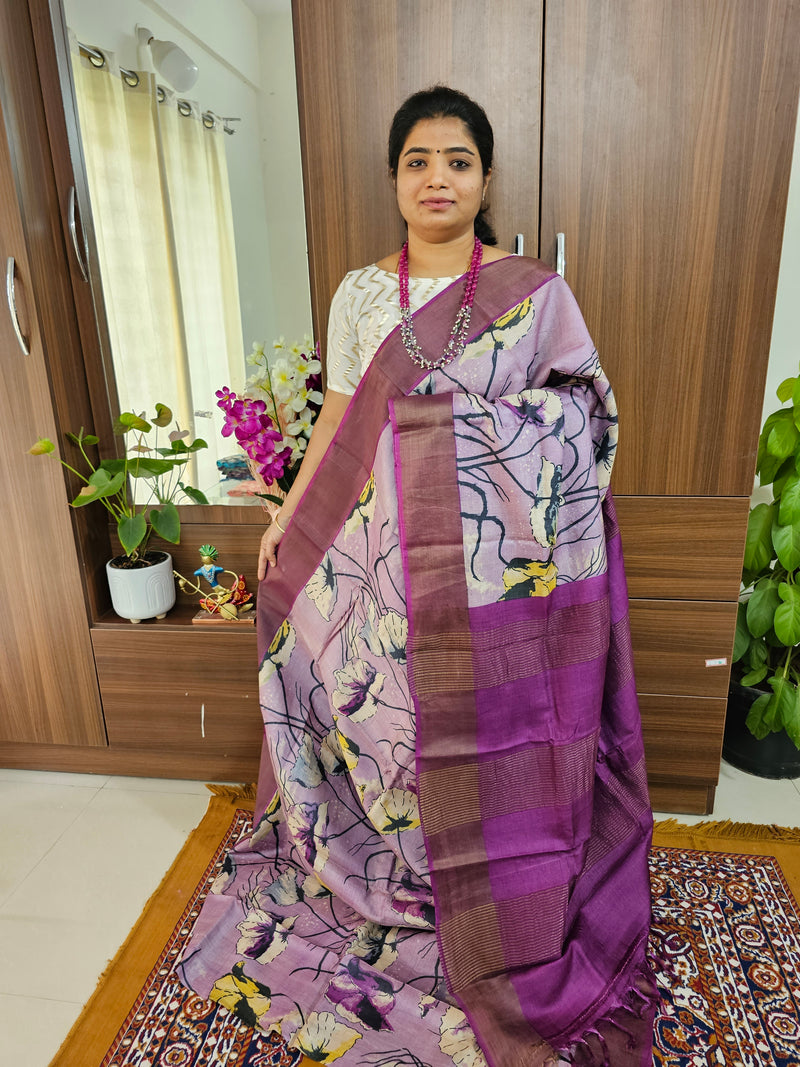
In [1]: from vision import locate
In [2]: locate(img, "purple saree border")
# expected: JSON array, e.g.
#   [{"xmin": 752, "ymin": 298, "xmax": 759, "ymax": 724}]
[
  {"xmin": 256, "ymin": 255, "xmax": 556, "ymax": 660},
  {"xmin": 389, "ymin": 395, "xmax": 655, "ymax": 1063},
  {"xmin": 390, "ymin": 390, "xmax": 562, "ymax": 1066}
]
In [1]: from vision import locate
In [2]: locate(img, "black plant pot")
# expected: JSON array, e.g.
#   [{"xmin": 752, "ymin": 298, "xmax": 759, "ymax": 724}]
[{"xmin": 723, "ymin": 681, "xmax": 800, "ymax": 780}]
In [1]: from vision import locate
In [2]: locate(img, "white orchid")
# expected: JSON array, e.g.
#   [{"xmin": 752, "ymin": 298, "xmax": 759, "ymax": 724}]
[
  {"xmin": 290, "ymin": 438, "xmax": 307, "ymax": 463},
  {"xmin": 290, "ymin": 382, "xmax": 324, "ymax": 412},
  {"xmin": 223, "ymin": 334, "xmax": 321, "ymax": 495},
  {"xmin": 247, "ymin": 341, "xmax": 266, "ymax": 365},
  {"xmin": 287, "ymin": 407, "xmax": 316, "ymax": 438},
  {"xmin": 271, "ymin": 359, "xmax": 296, "ymax": 401},
  {"xmin": 294, "ymin": 352, "xmax": 322, "ymax": 377}
]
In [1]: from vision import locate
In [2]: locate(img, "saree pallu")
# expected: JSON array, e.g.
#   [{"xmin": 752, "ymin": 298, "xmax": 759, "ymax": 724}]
[{"xmin": 178, "ymin": 257, "xmax": 658, "ymax": 1066}]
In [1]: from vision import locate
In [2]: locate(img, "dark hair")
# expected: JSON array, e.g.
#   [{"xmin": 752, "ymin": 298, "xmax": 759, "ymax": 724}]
[{"xmin": 387, "ymin": 85, "xmax": 497, "ymax": 246}]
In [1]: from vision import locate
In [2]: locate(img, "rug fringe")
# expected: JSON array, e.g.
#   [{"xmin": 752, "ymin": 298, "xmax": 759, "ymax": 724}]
[
  {"xmin": 654, "ymin": 818, "xmax": 800, "ymax": 841},
  {"xmin": 205, "ymin": 782, "xmax": 257, "ymax": 801}
]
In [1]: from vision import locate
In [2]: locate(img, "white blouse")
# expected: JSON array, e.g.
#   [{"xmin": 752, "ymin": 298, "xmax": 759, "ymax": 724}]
[{"xmin": 326, "ymin": 264, "xmax": 457, "ymax": 395}]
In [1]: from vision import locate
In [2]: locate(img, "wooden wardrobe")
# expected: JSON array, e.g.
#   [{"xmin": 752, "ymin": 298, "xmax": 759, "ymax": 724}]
[
  {"xmin": 291, "ymin": 0, "xmax": 800, "ymax": 813},
  {"xmin": 0, "ymin": 0, "xmax": 797, "ymax": 813}
]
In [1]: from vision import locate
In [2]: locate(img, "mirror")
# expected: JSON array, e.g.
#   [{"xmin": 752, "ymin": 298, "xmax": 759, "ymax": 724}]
[{"xmin": 59, "ymin": 0, "xmax": 312, "ymax": 506}]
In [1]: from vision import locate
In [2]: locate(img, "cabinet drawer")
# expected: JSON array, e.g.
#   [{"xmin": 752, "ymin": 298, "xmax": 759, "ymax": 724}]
[
  {"xmin": 639, "ymin": 693, "xmax": 726, "ymax": 781},
  {"xmin": 615, "ymin": 496, "xmax": 749, "ymax": 601},
  {"xmin": 630, "ymin": 599, "xmax": 737, "ymax": 698},
  {"xmin": 92, "ymin": 629, "xmax": 263, "ymax": 757}
]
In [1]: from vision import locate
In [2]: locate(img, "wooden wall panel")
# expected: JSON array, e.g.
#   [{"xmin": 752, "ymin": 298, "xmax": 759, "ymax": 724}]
[
  {"xmin": 649, "ymin": 781, "xmax": 715, "ymax": 816},
  {"xmin": 541, "ymin": 0, "xmax": 800, "ymax": 495},
  {"xmin": 615, "ymin": 495, "xmax": 749, "ymax": 601},
  {"xmin": 0, "ymin": 739, "xmax": 260, "ymax": 782},
  {"xmin": 629, "ymin": 599, "xmax": 738, "ymax": 698},
  {"xmin": 292, "ymin": 0, "xmax": 544, "ymax": 355},
  {"xmin": 639, "ymin": 694, "xmax": 727, "ymax": 781}
]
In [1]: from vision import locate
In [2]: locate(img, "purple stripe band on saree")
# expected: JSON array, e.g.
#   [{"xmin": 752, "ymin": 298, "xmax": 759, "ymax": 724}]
[{"xmin": 390, "ymin": 388, "xmax": 656, "ymax": 1064}]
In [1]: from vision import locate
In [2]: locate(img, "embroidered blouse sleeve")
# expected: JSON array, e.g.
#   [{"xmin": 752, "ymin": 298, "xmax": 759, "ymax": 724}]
[{"xmin": 325, "ymin": 274, "xmax": 360, "ymax": 396}]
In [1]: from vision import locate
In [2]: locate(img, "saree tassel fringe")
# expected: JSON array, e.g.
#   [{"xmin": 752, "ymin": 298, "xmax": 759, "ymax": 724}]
[{"xmin": 559, "ymin": 964, "xmax": 660, "ymax": 1065}]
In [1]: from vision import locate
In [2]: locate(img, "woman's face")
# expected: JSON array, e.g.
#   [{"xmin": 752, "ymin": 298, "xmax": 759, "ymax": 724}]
[{"xmin": 394, "ymin": 116, "xmax": 489, "ymax": 243}]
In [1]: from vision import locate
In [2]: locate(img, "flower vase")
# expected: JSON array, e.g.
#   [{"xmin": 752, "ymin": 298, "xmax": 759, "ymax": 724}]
[{"xmin": 106, "ymin": 551, "xmax": 176, "ymax": 623}]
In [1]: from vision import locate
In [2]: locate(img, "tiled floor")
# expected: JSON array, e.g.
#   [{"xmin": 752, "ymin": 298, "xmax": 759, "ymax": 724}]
[{"xmin": 0, "ymin": 763, "xmax": 799, "ymax": 1067}]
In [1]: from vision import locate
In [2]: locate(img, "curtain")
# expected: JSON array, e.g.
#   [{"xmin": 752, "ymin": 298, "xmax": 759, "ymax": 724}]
[{"xmin": 69, "ymin": 36, "xmax": 244, "ymax": 496}]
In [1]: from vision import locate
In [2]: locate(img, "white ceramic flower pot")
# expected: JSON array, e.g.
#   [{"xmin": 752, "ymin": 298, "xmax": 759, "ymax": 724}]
[{"xmin": 106, "ymin": 551, "xmax": 176, "ymax": 623}]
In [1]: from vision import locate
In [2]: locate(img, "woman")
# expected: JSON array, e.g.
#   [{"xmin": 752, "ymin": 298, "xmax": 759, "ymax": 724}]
[{"xmin": 179, "ymin": 87, "xmax": 657, "ymax": 1066}]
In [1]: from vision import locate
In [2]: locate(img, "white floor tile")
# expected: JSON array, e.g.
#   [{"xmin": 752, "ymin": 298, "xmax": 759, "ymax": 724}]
[
  {"xmin": 0, "ymin": 780, "xmax": 102, "ymax": 908},
  {"xmin": 0, "ymin": 786, "xmax": 209, "ymax": 1003},
  {"xmin": 654, "ymin": 760, "xmax": 800, "ymax": 827},
  {"xmin": 0, "ymin": 758, "xmax": 795, "ymax": 1063},
  {"xmin": 102, "ymin": 774, "xmax": 226, "ymax": 794},
  {"xmin": 0, "ymin": 768, "xmax": 109, "ymax": 789},
  {"xmin": 716, "ymin": 759, "xmax": 800, "ymax": 826},
  {"xmin": 0, "ymin": 993, "xmax": 83, "ymax": 1067}
]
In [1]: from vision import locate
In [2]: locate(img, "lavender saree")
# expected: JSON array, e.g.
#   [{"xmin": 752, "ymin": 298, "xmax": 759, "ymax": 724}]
[{"xmin": 178, "ymin": 257, "xmax": 657, "ymax": 1066}]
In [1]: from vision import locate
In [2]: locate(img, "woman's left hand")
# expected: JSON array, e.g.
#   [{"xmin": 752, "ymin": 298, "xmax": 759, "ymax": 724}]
[{"xmin": 258, "ymin": 519, "xmax": 285, "ymax": 580}]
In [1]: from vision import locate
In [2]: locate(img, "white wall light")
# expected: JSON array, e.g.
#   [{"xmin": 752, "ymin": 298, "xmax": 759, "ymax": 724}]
[{"xmin": 136, "ymin": 26, "xmax": 199, "ymax": 93}]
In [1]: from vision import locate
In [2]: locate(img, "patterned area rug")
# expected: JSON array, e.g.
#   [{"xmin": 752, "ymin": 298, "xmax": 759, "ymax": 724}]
[{"xmin": 51, "ymin": 790, "xmax": 800, "ymax": 1067}]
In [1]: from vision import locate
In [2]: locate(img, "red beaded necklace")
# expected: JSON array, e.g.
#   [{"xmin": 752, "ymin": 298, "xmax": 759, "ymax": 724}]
[{"xmin": 397, "ymin": 236, "xmax": 483, "ymax": 371}]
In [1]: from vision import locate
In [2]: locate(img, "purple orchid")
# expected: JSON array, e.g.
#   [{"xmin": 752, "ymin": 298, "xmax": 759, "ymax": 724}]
[{"xmin": 216, "ymin": 387, "xmax": 292, "ymax": 484}]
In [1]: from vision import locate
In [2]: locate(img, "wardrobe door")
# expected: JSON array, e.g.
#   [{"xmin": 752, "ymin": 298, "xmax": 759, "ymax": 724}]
[
  {"xmin": 540, "ymin": 0, "xmax": 800, "ymax": 812},
  {"xmin": 292, "ymin": 0, "xmax": 543, "ymax": 351},
  {"xmin": 540, "ymin": 0, "xmax": 800, "ymax": 496},
  {"xmin": 0, "ymin": 95, "xmax": 105, "ymax": 746}
]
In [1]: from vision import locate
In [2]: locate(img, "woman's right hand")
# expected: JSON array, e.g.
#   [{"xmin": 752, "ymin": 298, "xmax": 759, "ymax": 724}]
[
  {"xmin": 258, "ymin": 519, "xmax": 286, "ymax": 580},
  {"xmin": 255, "ymin": 390, "xmax": 350, "ymax": 582}
]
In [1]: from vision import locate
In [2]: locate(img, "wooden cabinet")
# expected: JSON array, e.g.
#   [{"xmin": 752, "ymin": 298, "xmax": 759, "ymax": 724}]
[
  {"xmin": 540, "ymin": 0, "xmax": 799, "ymax": 497},
  {"xmin": 0, "ymin": 7, "xmax": 104, "ymax": 747},
  {"xmin": 292, "ymin": 0, "xmax": 545, "ymax": 345},
  {"xmin": 1, "ymin": 0, "xmax": 798, "ymax": 810},
  {"xmin": 92, "ymin": 625, "xmax": 263, "ymax": 765},
  {"xmin": 291, "ymin": 0, "xmax": 800, "ymax": 813}
]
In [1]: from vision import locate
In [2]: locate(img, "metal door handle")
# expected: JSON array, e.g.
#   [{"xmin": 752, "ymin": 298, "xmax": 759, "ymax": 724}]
[
  {"xmin": 556, "ymin": 233, "xmax": 566, "ymax": 278},
  {"xmin": 514, "ymin": 233, "xmax": 524, "ymax": 256},
  {"xmin": 68, "ymin": 186, "xmax": 89, "ymax": 282},
  {"xmin": 6, "ymin": 257, "xmax": 30, "ymax": 355}
]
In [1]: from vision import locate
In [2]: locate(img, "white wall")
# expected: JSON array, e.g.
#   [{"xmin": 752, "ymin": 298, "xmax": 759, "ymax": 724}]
[
  {"xmin": 758, "ymin": 97, "xmax": 800, "ymax": 440},
  {"xmin": 258, "ymin": 8, "xmax": 314, "ymax": 342},
  {"xmin": 751, "ymin": 95, "xmax": 800, "ymax": 504}
]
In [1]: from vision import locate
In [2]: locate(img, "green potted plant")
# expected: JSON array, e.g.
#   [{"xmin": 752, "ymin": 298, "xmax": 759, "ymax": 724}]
[
  {"xmin": 30, "ymin": 404, "xmax": 208, "ymax": 622},
  {"xmin": 727, "ymin": 366, "xmax": 800, "ymax": 777}
]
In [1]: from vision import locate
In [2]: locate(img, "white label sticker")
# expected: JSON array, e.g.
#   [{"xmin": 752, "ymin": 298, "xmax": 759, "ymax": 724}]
[{"xmin": 705, "ymin": 657, "xmax": 728, "ymax": 667}]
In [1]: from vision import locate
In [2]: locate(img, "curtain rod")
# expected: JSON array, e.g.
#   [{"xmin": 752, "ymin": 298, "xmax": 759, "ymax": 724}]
[{"xmin": 77, "ymin": 42, "xmax": 239, "ymax": 134}]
